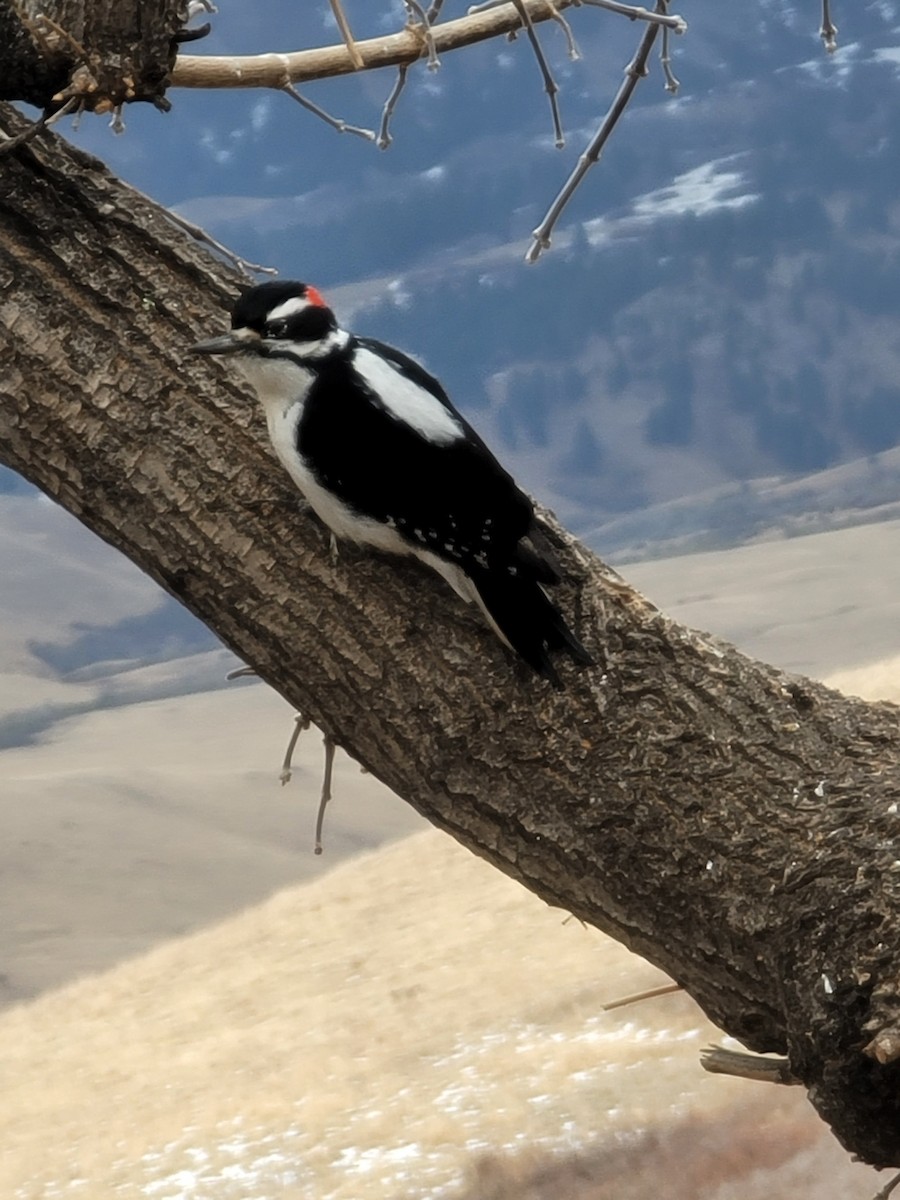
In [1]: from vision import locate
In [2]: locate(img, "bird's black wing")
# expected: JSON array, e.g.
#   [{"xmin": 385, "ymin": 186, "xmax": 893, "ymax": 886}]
[
  {"xmin": 298, "ymin": 339, "xmax": 593, "ymax": 681},
  {"xmin": 300, "ymin": 338, "xmax": 537, "ymax": 572}
]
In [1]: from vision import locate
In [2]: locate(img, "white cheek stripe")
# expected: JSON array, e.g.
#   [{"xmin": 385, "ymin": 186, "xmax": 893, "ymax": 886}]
[
  {"xmin": 352, "ymin": 347, "xmax": 463, "ymax": 446},
  {"xmin": 266, "ymin": 296, "xmax": 312, "ymax": 321},
  {"xmin": 274, "ymin": 328, "xmax": 350, "ymax": 360}
]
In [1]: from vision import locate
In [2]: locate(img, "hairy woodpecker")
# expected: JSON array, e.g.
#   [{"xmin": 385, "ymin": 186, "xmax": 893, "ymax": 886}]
[{"xmin": 191, "ymin": 280, "xmax": 593, "ymax": 686}]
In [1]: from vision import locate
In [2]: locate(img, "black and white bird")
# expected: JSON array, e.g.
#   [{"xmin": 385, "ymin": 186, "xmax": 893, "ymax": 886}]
[{"xmin": 191, "ymin": 280, "xmax": 592, "ymax": 686}]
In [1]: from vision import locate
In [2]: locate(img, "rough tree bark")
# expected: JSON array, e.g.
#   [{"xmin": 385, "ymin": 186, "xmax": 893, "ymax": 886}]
[
  {"xmin": 3, "ymin": 8, "xmax": 900, "ymax": 1177},
  {"xmin": 0, "ymin": 0, "xmax": 184, "ymax": 110}
]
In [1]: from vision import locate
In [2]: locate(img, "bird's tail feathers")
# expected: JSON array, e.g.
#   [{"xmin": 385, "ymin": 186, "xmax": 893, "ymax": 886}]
[{"xmin": 468, "ymin": 564, "xmax": 593, "ymax": 688}]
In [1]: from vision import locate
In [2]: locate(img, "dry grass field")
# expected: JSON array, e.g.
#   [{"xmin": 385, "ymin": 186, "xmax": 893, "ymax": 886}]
[
  {"xmin": 0, "ymin": 830, "xmax": 885, "ymax": 1200},
  {"xmin": 4, "ymin": 499, "xmax": 900, "ymax": 1197}
]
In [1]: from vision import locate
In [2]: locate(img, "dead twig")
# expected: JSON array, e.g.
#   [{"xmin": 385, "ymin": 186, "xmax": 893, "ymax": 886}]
[
  {"xmin": 406, "ymin": 0, "xmax": 441, "ymax": 70},
  {"xmin": 172, "ymin": 0, "xmax": 581, "ymax": 88},
  {"xmin": 700, "ymin": 1045, "xmax": 801, "ymax": 1086},
  {"xmin": 281, "ymin": 712, "xmax": 312, "ymax": 785},
  {"xmin": 513, "ymin": 0, "xmax": 565, "ymax": 147},
  {"xmin": 282, "ymin": 82, "xmax": 375, "ymax": 141},
  {"xmin": 315, "ymin": 735, "xmax": 337, "ymax": 855},
  {"xmin": 0, "ymin": 97, "xmax": 78, "ymax": 159},
  {"xmin": 378, "ymin": 64, "xmax": 410, "ymax": 149},
  {"xmin": 820, "ymin": 0, "xmax": 838, "ymax": 53},
  {"xmin": 470, "ymin": 0, "xmax": 685, "ymax": 32},
  {"xmin": 526, "ymin": 0, "xmax": 666, "ymax": 262},
  {"xmin": 660, "ymin": 23, "xmax": 679, "ymax": 93},
  {"xmin": 329, "ymin": 0, "xmax": 365, "ymax": 69},
  {"xmin": 873, "ymin": 1172, "xmax": 900, "ymax": 1200},
  {"xmin": 549, "ymin": 2, "xmax": 581, "ymax": 60},
  {"xmin": 165, "ymin": 209, "xmax": 277, "ymax": 277},
  {"xmin": 602, "ymin": 982, "xmax": 681, "ymax": 1010},
  {"xmin": 574, "ymin": 0, "xmax": 686, "ymax": 32}
]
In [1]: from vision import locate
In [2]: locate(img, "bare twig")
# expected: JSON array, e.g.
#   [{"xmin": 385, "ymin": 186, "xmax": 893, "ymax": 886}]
[
  {"xmin": 426, "ymin": 0, "xmax": 446, "ymax": 21},
  {"xmin": 315, "ymin": 734, "xmax": 337, "ymax": 854},
  {"xmin": 405, "ymin": 0, "xmax": 441, "ymax": 70},
  {"xmin": 0, "ymin": 97, "xmax": 78, "ymax": 159},
  {"xmin": 513, "ymin": 0, "xmax": 565, "ymax": 147},
  {"xmin": 526, "ymin": 0, "xmax": 665, "ymax": 262},
  {"xmin": 660, "ymin": 23, "xmax": 679, "ymax": 93},
  {"xmin": 280, "ymin": 712, "xmax": 312, "ymax": 785},
  {"xmin": 700, "ymin": 1045, "xmax": 801, "ymax": 1086},
  {"xmin": 470, "ymin": 0, "xmax": 685, "ymax": 32},
  {"xmin": 378, "ymin": 64, "xmax": 410, "ymax": 149},
  {"xmin": 225, "ymin": 665, "xmax": 258, "ymax": 679},
  {"xmin": 602, "ymin": 982, "xmax": 681, "ymax": 1010},
  {"xmin": 574, "ymin": 0, "xmax": 686, "ymax": 33},
  {"xmin": 282, "ymin": 82, "xmax": 375, "ymax": 140},
  {"xmin": 820, "ymin": 0, "xmax": 838, "ymax": 53},
  {"xmin": 329, "ymin": 0, "xmax": 365, "ymax": 69},
  {"xmin": 172, "ymin": 0, "xmax": 580, "ymax": 88},
  {"xmin": 166, "ymin": 208, "xmax": 277, "ymax": 277},
  {"xmin": 549, "ymin": 3, "xmax": 581, "ymax": 60},
  {"xmin": 873, "ymin": 1172, "xmax": 900, "ymax": 1200}
]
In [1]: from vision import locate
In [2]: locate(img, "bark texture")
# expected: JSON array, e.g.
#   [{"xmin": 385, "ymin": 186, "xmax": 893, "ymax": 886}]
[
  {"xmin": 0, "ymin": 0, "xmax": 185, "ymax": 109},
  {"xmin": 4, "ymin": 104, "xmax": 900, "ymax": 1167}
]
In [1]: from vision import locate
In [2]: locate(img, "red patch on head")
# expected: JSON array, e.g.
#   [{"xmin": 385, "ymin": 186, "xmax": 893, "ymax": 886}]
[{"xmin": 305, "ymin": 285, "xmax": 328, "ymax": 308}]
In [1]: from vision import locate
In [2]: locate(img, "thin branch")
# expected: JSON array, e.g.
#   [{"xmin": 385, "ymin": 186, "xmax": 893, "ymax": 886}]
[
  {"xmin": 329, "ymin": 0, "xmax": 365, "ymax": 70},
  {"xmin": 820, "ymin": 0, "xmax": 838, "ymax": 54},
  {"xmin": 574, "ymin": 0, "xmax": 686, "ymax": 33},
  {"xmin": 470, "ymin": 0, "xmax": 686, "ymax": 33},
  {"xmin": 281, "ymin": 82, "xmax": 376, "ymax": 141},
  {"xmin": 172, "ymin": 0, "xmax": 581, "ymax": 89},
  {"xmin": 280, "ymin": 712, "xmax": 311, "ymax": 785},
  {"xmin": 315, "ymin": 735, "xmax": 337, "ymax": 855},
  {"xmin": 549, "ymin": 3, "xmax": 581, "ymax": 60},
  {"xmin": 378, "ymin": 64, "xmax": 409, "ymax": 149},
  {"xmin": 166, "ymin": 209, "xmax": 277, "ymax": 277},
  {"xmin": 526, "ymin": 0, "xmax": 664, "ymax": 262},
  {"xmin": 700, "ymin": 1045, "xmax": 801, "ymax": 1086},
  {"xmin": 602, "ymin": 982, "xmax": 681, "ymax": 1010},
  {"xmin": 513, "ymin": 0, "xmax": 565, "ymax": 147},
  {"xmin": 0, "ymin": 97, "xmax": 77, "ymax": 159},
  {"xmin": 660, "ymin": 23, "xmax": 679, "ymax": 93},
  {"xmin": 405, "ymin": 0, "xmax": 441, "ymax": 70},
  {"xmin": 873, "ymin": 1173, "xmax": 900, "ymax": 1200},
  {"xmin": 426, "ymin": 0, "xmax": 447, "ymax": 21}
]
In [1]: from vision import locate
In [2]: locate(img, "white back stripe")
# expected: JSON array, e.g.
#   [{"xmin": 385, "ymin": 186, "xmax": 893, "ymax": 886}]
[{"xmin": 352, "ymin": 347, "xmax": 464, "ymax": 445}]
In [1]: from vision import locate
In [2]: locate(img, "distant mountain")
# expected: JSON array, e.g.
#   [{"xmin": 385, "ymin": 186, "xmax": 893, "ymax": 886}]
[{"xmin": 13, "ymin": 0, "xmax": 900, "ymax": 550}]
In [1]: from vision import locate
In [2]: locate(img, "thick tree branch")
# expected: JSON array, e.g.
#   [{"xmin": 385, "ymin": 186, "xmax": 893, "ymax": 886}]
[
  {"xmin": 0, "ymin": 0, "xmax": 183, "ymax": 108},
  {"xmin": 3, "ymin": 105, "xmax": 900, "ymax": 1168},
  {"xmin": 169, "ymin": 0, "xmax": 583, "ymax": 89}
]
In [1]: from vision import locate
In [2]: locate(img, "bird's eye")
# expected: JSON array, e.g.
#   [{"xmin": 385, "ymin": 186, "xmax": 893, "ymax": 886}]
[{"xmin": 266, "ymin": 319, "xmax": 289, "ymax": 338}]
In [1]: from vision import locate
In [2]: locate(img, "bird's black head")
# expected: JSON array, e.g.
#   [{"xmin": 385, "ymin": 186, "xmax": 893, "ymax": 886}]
[{"xmin": 190, "ymin": 280, "xmax": 342, "ymax": 362}]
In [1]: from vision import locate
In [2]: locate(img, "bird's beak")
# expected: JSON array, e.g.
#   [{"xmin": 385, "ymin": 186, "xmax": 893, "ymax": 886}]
[{"xmin": 189, "ymin": 332, "xmax": 252, "ymax": 356}]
